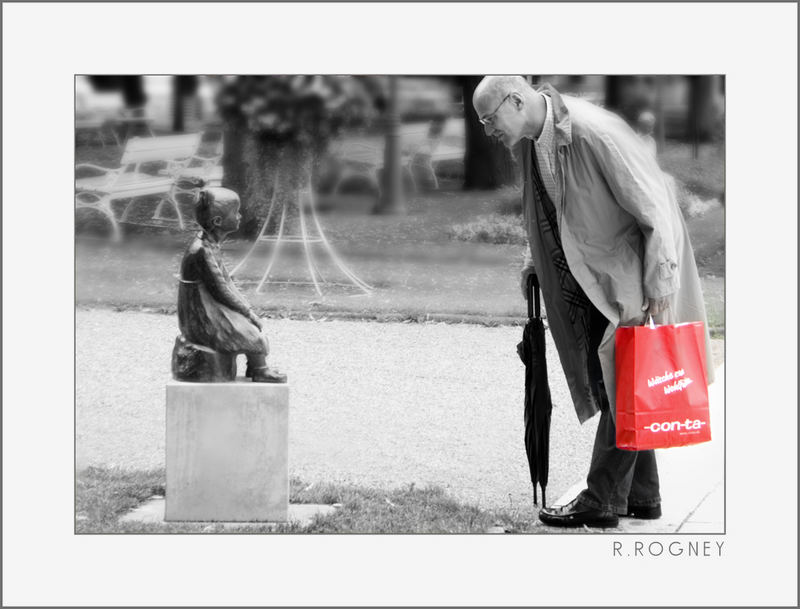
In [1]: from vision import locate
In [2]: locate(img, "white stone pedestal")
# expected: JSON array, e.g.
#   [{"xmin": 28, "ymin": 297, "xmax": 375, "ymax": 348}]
[{"xmin": 165, "ymin": 380, "xmax": 289, "ymax": 522}]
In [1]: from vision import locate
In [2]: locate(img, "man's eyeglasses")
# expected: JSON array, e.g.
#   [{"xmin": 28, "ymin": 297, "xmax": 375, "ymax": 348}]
[{"xmin": 478, "ymin": 94, "xmax": 512, "ymax": 126}]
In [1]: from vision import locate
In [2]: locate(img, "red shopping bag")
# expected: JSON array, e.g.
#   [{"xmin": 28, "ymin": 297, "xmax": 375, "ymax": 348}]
[{"xmin": 615, "ymin": 319, "xmax": 711, "ymax": 450}]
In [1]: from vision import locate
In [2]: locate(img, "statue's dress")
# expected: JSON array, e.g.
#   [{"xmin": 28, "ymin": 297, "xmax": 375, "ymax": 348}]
[{"xmin": 177, "ymin": 233, "xmax": 267, "ymax": 355}]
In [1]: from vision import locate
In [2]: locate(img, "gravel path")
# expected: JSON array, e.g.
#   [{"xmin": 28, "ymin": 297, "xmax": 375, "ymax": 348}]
[{"xmin": 77, "ymin": 309, "xmax": 604, "ymax": 509}]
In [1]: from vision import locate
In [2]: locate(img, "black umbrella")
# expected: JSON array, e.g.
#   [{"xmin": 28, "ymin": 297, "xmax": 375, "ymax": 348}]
[{"xmin": 517, "ymin": 273, "xmax": 553, "ymax": 508}]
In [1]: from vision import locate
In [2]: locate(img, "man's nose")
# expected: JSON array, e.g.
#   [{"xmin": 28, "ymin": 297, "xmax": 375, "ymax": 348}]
[{"xmin": 483, "ymin": 123, "xmax": 493, "ymax": 137}]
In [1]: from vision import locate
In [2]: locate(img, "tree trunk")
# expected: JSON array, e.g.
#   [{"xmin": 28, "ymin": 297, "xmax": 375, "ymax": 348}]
[
  {"xmin": 222, "ymin": 121, "xmax": 249, "ymax": 205},
  {"xmin": 655, "ymin": 76, "xmax": 666, "ymax": 154},
  {"xmin": 604, "ymin": 76, "xmax": 625, "ymax": 115},
  {"xmin": 460, "ymin": 76, "xmax": 517, "ymax": 190},
  {"xmin": 223, "ymin": 122, "xmax": 318, "ymax": 240},
  {"xmin": 119, "ymin": 76, "xmax": 147, "ymax": 109},
  {"xmin": 172, "ymin": 77, "xmax": 185, "ymax": 133},
  {"xmin": 172, "ymin": 76, "xmax": 198, "ymax": 133},
  {"xmin": 87, "ymin": 75, "xmax": 146, "ymax": 108},
  {"xmin": 688, "ymin": 75, "xmax": 717, "ymax": 158},
  {"xmin": 374, "ymin": 75, "xmax": 406, "ymax": 214}
]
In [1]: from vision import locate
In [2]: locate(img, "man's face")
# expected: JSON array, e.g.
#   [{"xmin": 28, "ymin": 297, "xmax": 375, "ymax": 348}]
[{"xmin": 475, "ymin": 91, "xmax": 525, "ymax": 149}]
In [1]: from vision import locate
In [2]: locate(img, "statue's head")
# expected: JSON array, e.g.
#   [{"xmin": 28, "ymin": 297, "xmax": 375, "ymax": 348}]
[{"xmin": 195, "ymin": 187, "xmax": 241, "ymax": 234}]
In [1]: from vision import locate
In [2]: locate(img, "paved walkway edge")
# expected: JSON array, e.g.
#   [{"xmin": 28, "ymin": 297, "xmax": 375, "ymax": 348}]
[{"xmin": 119, "ymin": 497, "xmax": 338, "ymax": 529}]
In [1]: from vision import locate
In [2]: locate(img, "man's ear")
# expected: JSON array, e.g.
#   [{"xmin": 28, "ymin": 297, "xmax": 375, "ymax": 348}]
[
  {"xmin": 211, "ymin": 215, "xmax": 223, "ymax": 227},
  {"xmin": 510, "ymin": 92, "xmax": 524, "ymax": 109}
]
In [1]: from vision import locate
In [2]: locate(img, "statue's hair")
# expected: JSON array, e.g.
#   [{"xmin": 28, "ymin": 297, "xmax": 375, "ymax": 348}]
[{"xmin": 195, "ymin": 187, "xmax": 239, "ymax": 229}]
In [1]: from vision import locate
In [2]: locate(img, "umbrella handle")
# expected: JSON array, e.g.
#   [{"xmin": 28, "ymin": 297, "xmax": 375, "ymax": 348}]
[{"xmin": 527, "ymin": 273, "xmax": 541, "ymax": 320}]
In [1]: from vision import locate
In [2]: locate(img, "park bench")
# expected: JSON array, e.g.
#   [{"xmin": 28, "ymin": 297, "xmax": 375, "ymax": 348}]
[
  {"xmin": 76, "ymin": 107, "xmax": 158, "ymax": 148},
  {"xmin": 106, "ymin": 107, "xmax": 156, "ymax": 146},
  {"xmin": 331, "ymin": 118, "xmax": 465, "ymax": 196},
  {"xmin": 164, "ymin": 138, "xmax": 224, "ymax": 186},
  {"xmin": 75, "ymin": 133, "xmax": 203, "ymax": 240},
  {"xmin": 75, "ymin": 114, "xmax": 112, "ymax": 148},
  {"xmin": 408, "ymin": 118, "xmax": 465, "ymax": 190}
]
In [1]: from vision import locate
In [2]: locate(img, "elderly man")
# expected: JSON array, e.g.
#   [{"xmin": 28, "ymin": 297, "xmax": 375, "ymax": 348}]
[{"xmin": 473, "ymin": 76, "xmax": 714, "ymax": 528}]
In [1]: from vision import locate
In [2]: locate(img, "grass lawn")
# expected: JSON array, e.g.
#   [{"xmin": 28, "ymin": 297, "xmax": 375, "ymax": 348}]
[
  {"xmin": 77, "ymin": 467, "xmax": 540, "ymax": 534},
  {"xmin": 76, "ymin": 187, "xmax": 539, "ymax": 321},
  {"xmin": 76, "ymin": 140, "xmax": 724, "ymax": 333},
  {"xmin": 659, "ymin": 140, "xmax": 725, "ymax": 202}
]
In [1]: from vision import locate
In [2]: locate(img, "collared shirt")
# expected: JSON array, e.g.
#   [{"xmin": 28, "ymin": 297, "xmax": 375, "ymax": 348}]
[{"xmin": 533, "ymin": 93, "xmax": 557, "ymax": 202}]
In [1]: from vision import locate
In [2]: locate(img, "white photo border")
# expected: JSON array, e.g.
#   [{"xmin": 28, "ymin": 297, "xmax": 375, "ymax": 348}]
[{"xmin": 2, "ymin": 2, "xmax": 797, "ymax": 606}]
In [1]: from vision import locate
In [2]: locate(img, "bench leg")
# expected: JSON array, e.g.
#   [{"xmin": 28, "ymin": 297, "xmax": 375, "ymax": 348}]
[
  {"xmin": 107, "ymin": 201, "xmax": 122, "ymax": 241},
  {"xmin": 152, "ymin": 192, "xmax": 186, "ymax": 230},
  {"xmin": 76, "ymin": 193, "xmax": 121, "ymax": 241},
  {"xmin": 403, "ymin": 162, "xmax": 417, "ymax": 195},
  {"xmin": 167, "ymin": 188, "xmax": 186, "ymax": 230},
  {"xmin": 409, "ymin": 156, "xmax": 438, "ymax": 191},
  {"xmin": 428, "ymin": 159, "xmax": 439, "ymax": 190},
  {"xmin": 332, "ymin": 168, "xmax": 356, "ymax": 196},
  {"xmin": 119, "ymin": 198, "xmax": 136, "ymax": 223},
  {"xmin": 153, "ymin": 198, "xmax": 168, "ymax": 220},
  {"xmin": 333, "ymin": 167, "xmax": 380, "ymax": 198},
  {"xmin": 371, "ymin": 168, "xmax": 382, "ymax": 199},
  {"xmin": 110, "ymin": 125, "xmax": 123, "ymax": 148}
]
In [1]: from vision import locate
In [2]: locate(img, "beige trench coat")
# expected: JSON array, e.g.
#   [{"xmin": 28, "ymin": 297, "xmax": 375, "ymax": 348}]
[{"xmin": 519, "ymin": 85, "xmax": 714, "ymax": 424}]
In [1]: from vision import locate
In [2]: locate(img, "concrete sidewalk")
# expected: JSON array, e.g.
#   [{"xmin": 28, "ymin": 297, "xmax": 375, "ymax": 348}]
[
  {"xmin": 77, "ymin": 309, "xmax": 725, "ymax": 519},
  {"xmin": 543, "ymin": 364, "xmax": 725, "ymax": 534},
  {"xmin": 76, "ymin": 310, "xmax": 599, "ymax": 510}
]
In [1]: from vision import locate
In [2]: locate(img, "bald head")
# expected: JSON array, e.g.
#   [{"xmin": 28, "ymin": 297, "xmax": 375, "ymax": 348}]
[
  {"xmin": 472, "ymin": 75, "xmax": 542, "ymax": 149},
  {"xmin": 473, "ymin": 75, "xmax": 532, "ymax": 110}
]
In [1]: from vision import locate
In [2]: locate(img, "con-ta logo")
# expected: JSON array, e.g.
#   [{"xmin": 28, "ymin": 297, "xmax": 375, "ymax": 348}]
[{"xmin": 644, "ymin": 419, "xmax": 706, "ymax": 433}]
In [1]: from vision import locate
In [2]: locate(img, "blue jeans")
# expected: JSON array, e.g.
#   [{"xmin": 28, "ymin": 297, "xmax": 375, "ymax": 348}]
[{"xmin": 577, "ymin": 305, "xmax": 661, "ymax": 514}]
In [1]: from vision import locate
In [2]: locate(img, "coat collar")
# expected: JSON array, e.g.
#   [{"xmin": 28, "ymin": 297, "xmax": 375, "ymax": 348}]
[
  {"xmin": 537, "ymin": 83, "xmax": 572, "ymax": 147},
  {"xmin": 200, "ymin": 230, "xmax": 222, "ymax": 251}
]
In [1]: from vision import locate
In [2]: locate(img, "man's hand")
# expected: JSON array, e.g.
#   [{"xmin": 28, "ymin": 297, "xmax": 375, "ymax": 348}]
[
  {"xmin": 520, "ymin": 265, "xmax": 536, "ymax": 300},
  {"xmin": 248, "ymin": 310, "xmax": 264, "ymax": 330},
  {"xmin": 642, "ymin": 297, "xmax": 670, "ymax": 317}
]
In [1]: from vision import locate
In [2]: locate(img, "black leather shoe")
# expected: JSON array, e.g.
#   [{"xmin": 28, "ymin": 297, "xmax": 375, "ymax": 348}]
[
  {"xmin": 539, "ymin": 498, "xmax": 619, "ymax": 528},
  {"xmin": 625, "ymin": 504, "xmax": 662, "ymax": 519},
  {"xmin": 250, "ymin": 367, "xmax": 287, "ymax": 383}
]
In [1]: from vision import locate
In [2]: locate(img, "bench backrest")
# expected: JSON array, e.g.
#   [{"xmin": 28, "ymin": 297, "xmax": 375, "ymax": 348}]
[{"xmin": 120, "ymin": 133, "xmax": 202, "ymax": 166}]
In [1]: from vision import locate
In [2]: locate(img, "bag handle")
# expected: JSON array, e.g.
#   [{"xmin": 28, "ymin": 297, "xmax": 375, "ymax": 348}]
[
  {"xmin": 527, "ymin": 273, "xmax": 541, "ymax": 320},
  {"xmin": 644, "ymin": 314, "xmax": 656, "ymax": 329}
]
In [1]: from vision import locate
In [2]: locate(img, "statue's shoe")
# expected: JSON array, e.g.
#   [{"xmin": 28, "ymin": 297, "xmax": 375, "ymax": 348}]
[{"xmin": 250, "ymin": 367, "xmax": 287, "ymax": 383}]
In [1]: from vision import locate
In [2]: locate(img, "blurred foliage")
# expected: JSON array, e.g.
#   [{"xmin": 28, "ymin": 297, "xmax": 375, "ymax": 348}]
[
  {"xmin": 448, "ymin": 213, "xmax": 526, "ymax": 245},
  {"xmin": 215, "ymin": 75, "xmax": 384, "ymax": 146}
]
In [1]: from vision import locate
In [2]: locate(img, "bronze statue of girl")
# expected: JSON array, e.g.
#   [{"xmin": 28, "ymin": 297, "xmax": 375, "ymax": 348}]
[{"xmin": 172, "ymin": 186, "xmax": 287, "ymax": 383}]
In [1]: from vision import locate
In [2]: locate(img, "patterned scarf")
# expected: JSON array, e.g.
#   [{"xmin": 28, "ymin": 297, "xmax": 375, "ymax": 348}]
[{"xmin": 529, "ymin": 144, "xmax": 592, "ymax": 350}]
